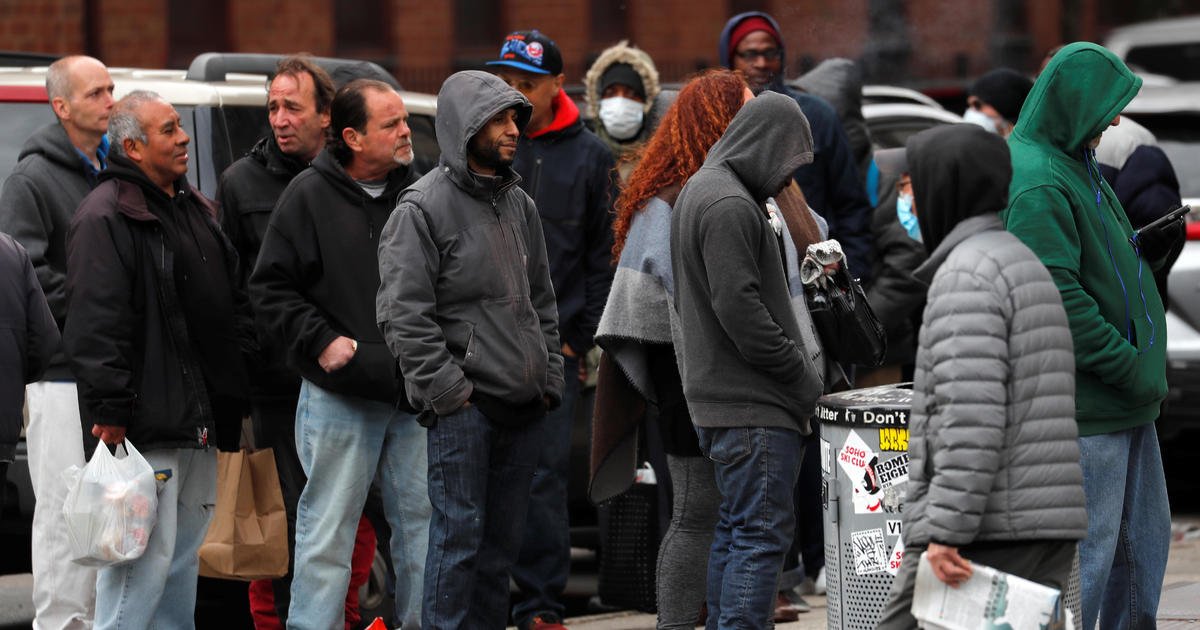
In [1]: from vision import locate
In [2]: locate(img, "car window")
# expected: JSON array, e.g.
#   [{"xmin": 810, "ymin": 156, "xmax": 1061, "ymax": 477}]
[
  {"xmin": 867, "ymin": 118, "xmax": 946, "ymax": 150},
  {"xmin": 1126, "ymin": 44, "xmax": 1200, "ymax": 83},
  {"xmin": 0, "ymin": 103, "xmax": 57, "ymax": 190},
  {"xmin": 1126, "ymin": 113, "xmax": 1200, "ymax": 198}
]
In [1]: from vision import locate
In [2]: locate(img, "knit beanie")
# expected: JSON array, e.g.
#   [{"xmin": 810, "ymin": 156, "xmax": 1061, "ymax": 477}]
[
  {"xmin": 600, "ymin": 63, "xmax": 646, "ymax": 101},
  {"xmin": 727, "ymin": 16, "xmax": 781, "ymax": 65},
  {"xmin": 969, "ymin": 68, "xmax": 1033, "ymax": 125}
]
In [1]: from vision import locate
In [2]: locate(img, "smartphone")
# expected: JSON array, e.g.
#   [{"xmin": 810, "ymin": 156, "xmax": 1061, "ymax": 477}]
[{"xmin": 1130, "ymin": 204, "xmax": 1190, "ymax": 247}]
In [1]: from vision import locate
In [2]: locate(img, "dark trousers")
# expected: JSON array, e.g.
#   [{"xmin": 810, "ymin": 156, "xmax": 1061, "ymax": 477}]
[{"xmin": 876, "ymin": 539, "xmax": 1078, "ymax": 630}]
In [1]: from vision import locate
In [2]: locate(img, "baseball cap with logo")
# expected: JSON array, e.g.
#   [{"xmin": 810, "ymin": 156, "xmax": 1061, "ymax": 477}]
[{"xmin": 486, "ymin": 30, "xmax": 564, "ymax": 76}]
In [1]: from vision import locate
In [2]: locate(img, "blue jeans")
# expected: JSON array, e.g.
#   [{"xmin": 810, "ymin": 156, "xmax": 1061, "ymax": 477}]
[
  {"xmin": 511, "ymin": 356, "xmax": 579, "ymax": 625},
  {"xmin": 287, "ymin": 380, "xmax": 431, "ymax": 630},
  {"xmin": 94, "ymin": 448, "xmax": 216, "ymax": 630},
  {"xmin": 1077, "ymin": 423, "xmax": 1171, "ymax": 630},
  {"xmin": 697, "ymin": 425, "xmax": 804, "ymax": 630},
  {"xmin": 423, "ymin": 403, "xmax": 543, "ymax": 630}
]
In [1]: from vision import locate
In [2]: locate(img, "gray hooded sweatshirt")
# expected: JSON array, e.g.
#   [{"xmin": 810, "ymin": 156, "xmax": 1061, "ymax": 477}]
[
  {"xmin": 376, "ymin": 71, "xmax": 565, "ymax": 416},
  {"xmin": 669, "ymin": 92, "xmax": 821, "ymax": 432}
]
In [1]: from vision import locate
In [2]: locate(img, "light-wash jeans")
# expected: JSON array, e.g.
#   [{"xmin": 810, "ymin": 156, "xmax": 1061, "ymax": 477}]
[
  {"xmin": 93, "ymin": 447, "xmax": 216, "ymax": 630},
  {"xmin": 26, "ymin": 381, "xmax": 96, "ymax": 630},
  {"xmin": 287, "ymin": 380, "xmax": 430, "ymax": 630},
  {"xmin": 1077, "ymin": 423, "xmax": 1171, "ymax": 630}
]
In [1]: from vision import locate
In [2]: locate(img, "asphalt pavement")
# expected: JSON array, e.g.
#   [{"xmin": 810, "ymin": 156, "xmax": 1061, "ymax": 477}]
[
  {"xmin": 2, "ymin": 519, "xmax": 1197, "ymax": 628},
  {"xmin": 559, "ymin": 518, "xmax": 1200, "ymax": 629}
]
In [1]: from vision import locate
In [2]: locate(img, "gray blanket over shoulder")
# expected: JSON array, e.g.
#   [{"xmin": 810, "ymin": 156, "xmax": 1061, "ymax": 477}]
[{"xmin": 590, "ymin": 195, "xmax": 830, "ymax": 502}]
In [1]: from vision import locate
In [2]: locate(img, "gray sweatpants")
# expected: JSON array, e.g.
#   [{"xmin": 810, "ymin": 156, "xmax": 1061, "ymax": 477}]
[{"xmin": 875, "ymin": 539, "xmax": 1080, "ymax": 630}]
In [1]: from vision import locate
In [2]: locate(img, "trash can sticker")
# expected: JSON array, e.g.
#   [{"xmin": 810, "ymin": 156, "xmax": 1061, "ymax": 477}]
[
  {"xmin": 851, "ymin": 528, "xmax": 888, "ymax": 575},
  {"xmin": 886, "ymin": 533, "xmax": 905, "ymax": 576},
  {"xmin": 879, "ymin": 427, "xmax": 908, "ymax": 451},
  {"xmin": 821, "ymin": 438, "xmax": 832, "ymax": 474}
]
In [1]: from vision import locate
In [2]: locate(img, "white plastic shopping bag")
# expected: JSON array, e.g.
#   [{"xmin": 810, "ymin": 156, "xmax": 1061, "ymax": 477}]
[{"xmin": 61, "ymin": 439, "xmax": 158, "ymax": 566}]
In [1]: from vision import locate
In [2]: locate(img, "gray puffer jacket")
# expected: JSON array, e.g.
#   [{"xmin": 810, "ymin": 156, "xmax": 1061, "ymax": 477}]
[
  {"xmin": 376, "ymin": 71, "xmax": 565, "ymax": 416},
  {"xmin": 904, "ymin": 213, "xmax": 1087, "ymax": 547}
]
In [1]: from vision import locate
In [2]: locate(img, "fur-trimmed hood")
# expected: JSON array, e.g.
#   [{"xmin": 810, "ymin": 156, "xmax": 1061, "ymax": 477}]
[{"xmin": 584, "ymin": 40, "xmax": 661, "ymax": 119}]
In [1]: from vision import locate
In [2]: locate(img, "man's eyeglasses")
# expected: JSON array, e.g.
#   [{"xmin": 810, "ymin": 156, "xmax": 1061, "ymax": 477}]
[{"xmin": 735, "ymin": 49, "xmax": 783, "ymax": 62}]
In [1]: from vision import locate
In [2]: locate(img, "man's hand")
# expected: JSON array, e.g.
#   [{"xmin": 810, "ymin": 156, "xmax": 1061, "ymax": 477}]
[
  {"xmin": 318, "ymin": 336, "xmax": 357, "ymax": 373},
  {"xmin": 92, "ymin": 424, "xmax": 127, "ymax": 445},
  {"xmin": 926, "ymin": 542, "xmax": 973, "ymax": 587},
  {"xmin": 562, "ymin": 343, "xmax": 588, "ymax": 383}
]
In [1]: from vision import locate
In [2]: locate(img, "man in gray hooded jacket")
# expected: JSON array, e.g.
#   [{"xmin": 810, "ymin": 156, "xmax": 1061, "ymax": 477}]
[
  {"xmin": 376, "ymin": 70, "xmax": 564, "ymax": 630},
  {"xmin": 670, "ymin": 91, "xmax": 822, "ymax": 627}
]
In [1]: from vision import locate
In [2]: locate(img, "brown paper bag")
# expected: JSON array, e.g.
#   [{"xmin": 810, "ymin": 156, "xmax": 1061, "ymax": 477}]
[{"xmin": 198, "ymin": 448, "xmax": 288, "ymax": 580}]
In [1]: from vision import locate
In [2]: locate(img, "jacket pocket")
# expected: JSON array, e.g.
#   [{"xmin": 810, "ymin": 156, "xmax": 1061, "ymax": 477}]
[{"xmin": 463, "ymin": 324, "xmax": 479, "ymax": 371}]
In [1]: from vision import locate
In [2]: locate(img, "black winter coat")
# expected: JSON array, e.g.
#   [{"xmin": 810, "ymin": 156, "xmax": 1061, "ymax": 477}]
[
  {"xmin": 217, "ymin": 137, "xmax": 309, "ymax": 400},
  {"xmin": 513, "ymin": 97, "xmax": 617, "ymax": 356},
  {"xmin": 250, "ymin": 150, "xmax": 417, "ymax": 405},
  {"xmin": 0, "ymin": 234, "xmax": 59, "ymax": 462},
  {"xmin": 65, "ymin": 160, "xmax": 252, "ymax": 452}
]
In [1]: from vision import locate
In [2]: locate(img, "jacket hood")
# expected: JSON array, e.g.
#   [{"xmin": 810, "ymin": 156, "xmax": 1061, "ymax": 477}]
[
  {"xmin": 794, "ymin": 58, "xmax": 864, "ymax": 124},
  {"xmin": 583, "ymin": 40, "xmax": 662, "ymax": 118},
  {"xmin": 910, "ymin": 124, "xmax": 1012, "ymax": 254},
  {"xmin": 100, "ymin": 154, "xmax": 216, "ymax": 222},
  {"xmin": 719, "ymin": 11, "xmax": 787, "ymax": 88},
  {"xmin": 249, "ymin": 135, "xmax": 309, "ymax": 178},
  {"xmin": 310, "ymin": 148, "xmax": 411, "ymax": 202},
  {"xmin": 19, "ymin": 122, "xmax": 88, "ymax": 168},
  {"xmin": 704, "ymin": 91, "xmax": 813, "ymax": 202},
  {"xmin": 1012, "ymin": 42, "xmax": 1142, "ymax": 154},
  {"xmin": 795, "ymin": 57, "xmax": 870, "ymax": 163},
  {"xmin": 435, "ymin": 71, "xmax": 532, "ymax": 177}
]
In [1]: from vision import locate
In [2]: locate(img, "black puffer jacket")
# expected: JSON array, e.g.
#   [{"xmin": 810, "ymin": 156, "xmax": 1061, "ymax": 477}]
[
  {"xmin": 65, "ymin": 158, "xmax": 251, "ymax": 451},
  {"xmin": 251, "ymin": 150, "xmax": 417, "ymax": 405}
]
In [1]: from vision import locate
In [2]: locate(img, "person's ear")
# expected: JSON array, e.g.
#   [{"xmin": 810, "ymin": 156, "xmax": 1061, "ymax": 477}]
[
  {"xmin": 50, "ymin": 97, "xmax": 70, "ymax": 121},
  {"xmin": 123, "ymin": 138, "xmax": 142, "ymax": 163},
  {"xmin": 553, "ymin": 73, "xmax": 565, "ymax": 91},
  {"xmin": 319, "ymin": 109, "xmax": 331, "ymax": 131},
  {"xmin": 342, "ymin": 127, "xmax": 362, "ymax": 153}
]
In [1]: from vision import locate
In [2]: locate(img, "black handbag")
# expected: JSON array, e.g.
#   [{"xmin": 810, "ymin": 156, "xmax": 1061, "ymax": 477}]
[{"xmin": 805, "ymin": 264, "xmax": 887, "ymax": 367}]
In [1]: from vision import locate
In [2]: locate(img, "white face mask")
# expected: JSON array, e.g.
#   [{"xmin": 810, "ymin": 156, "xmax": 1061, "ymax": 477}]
[
  {"xmin": 598, "ymin": 96, "xmax": 645, "ymax": 141},
  {"xmin": 963, "ymin": 107, "xmax": 998, "ymax": 134}
]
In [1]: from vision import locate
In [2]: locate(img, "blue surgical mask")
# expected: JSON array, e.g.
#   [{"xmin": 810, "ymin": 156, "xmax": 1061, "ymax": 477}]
[{"xmin": 897, "ymin": 192, "xmax": 921, "ymax": 241}]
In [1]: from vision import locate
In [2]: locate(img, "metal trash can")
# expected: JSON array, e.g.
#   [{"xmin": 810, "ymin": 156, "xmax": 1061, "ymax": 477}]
[{"xmin": 817, "ymin": 383, "xmax": 912, "ymax": 630}]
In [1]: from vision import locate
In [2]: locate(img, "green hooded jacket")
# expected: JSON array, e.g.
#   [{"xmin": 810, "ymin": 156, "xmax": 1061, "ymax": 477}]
[{"xmin": 1002, "ymin": 42, "xmax": 1165, "ymax": 436}]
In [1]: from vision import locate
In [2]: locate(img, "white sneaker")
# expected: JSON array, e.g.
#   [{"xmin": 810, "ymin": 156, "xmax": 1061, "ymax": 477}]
[{"xmin": 815, "ymin": 567, "xmax": 827, "ymax": 595}]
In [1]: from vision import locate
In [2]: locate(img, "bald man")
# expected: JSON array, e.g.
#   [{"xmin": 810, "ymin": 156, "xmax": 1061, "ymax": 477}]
[{"xmin": 0, "ymin": 54, "xmax": 113, "ymax": 630}]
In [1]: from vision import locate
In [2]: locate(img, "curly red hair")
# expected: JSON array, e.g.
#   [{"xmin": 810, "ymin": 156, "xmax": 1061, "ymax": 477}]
[{"xmin": 611, "ymin": 69, "xmax": 749, "ymax": 261}]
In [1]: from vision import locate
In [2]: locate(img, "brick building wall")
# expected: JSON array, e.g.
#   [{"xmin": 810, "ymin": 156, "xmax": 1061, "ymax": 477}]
[
  {"xmin": 0, "ymin": 0, "xmax": 84, "ymax": 57},
  {"xmin": 0, "ymin": 0, "xmax": 1114, "ymax": 94}
]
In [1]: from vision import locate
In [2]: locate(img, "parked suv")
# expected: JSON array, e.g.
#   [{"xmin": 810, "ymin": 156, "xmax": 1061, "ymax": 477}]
[
  {"xmin": 1122, "ymin": 84, "xmax": 1200, "ymax": 440},
  {"xmin": 0, "ymin": 53, "xmax": 439, "ymax": 627}
]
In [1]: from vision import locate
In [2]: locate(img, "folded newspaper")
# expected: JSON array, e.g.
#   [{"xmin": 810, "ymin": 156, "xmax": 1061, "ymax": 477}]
[{"xmin": 911, "ymin": 552, "xmax": 1072, "ymax": 630}]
